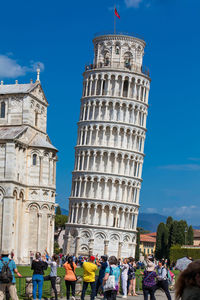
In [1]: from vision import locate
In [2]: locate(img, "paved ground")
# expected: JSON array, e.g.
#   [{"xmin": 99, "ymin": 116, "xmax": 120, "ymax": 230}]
[{"xmin": 73, "ymin": 291, "xmax": 175, "ymax": 300}]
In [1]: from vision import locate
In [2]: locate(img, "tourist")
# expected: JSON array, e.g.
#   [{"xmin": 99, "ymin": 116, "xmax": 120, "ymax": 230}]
[
  {"xmin": 95, "ymin": 255, "xmax": 108, "ymax": 297},
  {"xmin": 141, "ymin": 257, "xmax": 157, "ymax": 300},
  {"xmin": 0, "ymin": 250, "xmax": 22, "ymax": 300},
  {"xmin": 31, "ymin": 252, "xmax": 48, "ymax": 300},
  {"xmin": 155, "ymin": 260, "xmax": 171, "ymax": 300},
  {"xmin": 63, "ymin": 256, "xmax": 77, "ymax": 300},
  {"xmin": 103, "ymin": 256, "xmax": 120, "ymax": 300},
  {"xmin": 81, "ymin": 256, "xmax": 97, "ymax": 300},
  {"xmin": 175, "ymin": 259, "xmax": 200, "ymax": 299},
  {"xmin": 44, "ymin": 252, "xmax": 59, "ymax": 300},
  {"xmin": 128, "ymin": 257, "xmax": 138, "ymax": 296},
  {"xmin": 121, "ymin": 258, "xmax": 129, "ymax": 298}
]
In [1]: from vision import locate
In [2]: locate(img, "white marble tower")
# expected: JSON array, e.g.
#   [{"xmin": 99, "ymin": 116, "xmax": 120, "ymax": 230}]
[{"xmin": 64, "ymin": 33, "xmax": 150, "ymax": 258}]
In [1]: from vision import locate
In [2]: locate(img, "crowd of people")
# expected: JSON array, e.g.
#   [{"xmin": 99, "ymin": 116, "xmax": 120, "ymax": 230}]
[{"xmin": 1, "ymin": 250, "xmax": 200, "ymax": 300}]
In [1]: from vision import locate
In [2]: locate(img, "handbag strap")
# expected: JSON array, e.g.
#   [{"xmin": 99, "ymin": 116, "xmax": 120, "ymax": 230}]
[
  {"xmin": 144, "ymin": 271, "xmax": 153, "ymax": 283},
  {"xmin": 109, "ymin": 266, "xmax": 113, "ymax": 275}
]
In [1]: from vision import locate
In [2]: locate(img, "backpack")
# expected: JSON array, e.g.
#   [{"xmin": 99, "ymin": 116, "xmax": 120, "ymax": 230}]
[
  {"xmin": 0, "ymin": 259, "xmax": 13, "ymax": 283},
  {"xmin": 167, "ymin": 269, "xmax": 173, "ymax": 285}
]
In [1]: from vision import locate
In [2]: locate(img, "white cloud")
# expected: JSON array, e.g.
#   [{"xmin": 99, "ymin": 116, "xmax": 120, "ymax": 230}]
[
  {"xmin": 124, "ymin": 0, "xmax": 143, "ymax": 8},
  {"xmin": 0, "ymin": 54, "xmax": 44, "ymax": 79},
  {"xmin": 162, "ymin": 205, "xmax": 200, "ymax": 219},
  {"xmin": 159, "ymin": 164, "xmax": 200, "ymax": 171},
  {"xmin": 146, "ymin": 207, "xmax": 158, "ymax": 213}
]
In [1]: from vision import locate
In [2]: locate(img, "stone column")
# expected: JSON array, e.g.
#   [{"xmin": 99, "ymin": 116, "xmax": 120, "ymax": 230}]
[
  {"xmin": 120, "ymin": 80, "xmax": 124, "ymax": 97},
  {"xmin": 89, "ymin": 128, "xmax": 92, "ymax": 145},
  {"xmin": 89, "ymin": 80, "xmax": 92, "ymax": 96},
  {"xmin": 118, "ymin": 242, "xmax": 123, "ymax": 259},
  {"xmin": 82, "ymin": 180, "xmax": 86, "ymax": 198},
  {"xmin": 75, "ymin": 236, "xmax": 80, "ymax": 257},
  {"xmin": 127, "ymin": 79, "xmax": 131, "ymax": 98},
  {"xmin": 79, "ymin": 204, "xmax": 84, "ymax": 224},
  {"xmin": 107, "ymin": 208, "xmax": 111, "ymax": 226},
  {"xmin": 65, "ymin": 233, "xmax": 72, "ymax": 255},
  {"xmin": 93, "ymin": 205, "xmax": 97, "ymax": 225},
  {"xmin": 78, "ymin": 180, "xmax": 82, "ymax": 197},
  {"xmin": 1, "ymin": 196, "xmax": 14, "ymax": 253},
  {"xmin": 85, "ymin": 79, "xmax": 89, "ymax": 97},
  {"xmin": 104, "ymin": 240, "xmax": 109, "ymax": 255},
  {"xmin": 80, "ymin": 129, "xmax": 83, "ymax": 145},
  {"xmin": 94, "ymin": 79, "xmax": 98, "ymax": 96},
  {"xmin": 138, "ymin": 85, "xmax": 141, "ymax": 100},
  {"xmin": 50, "ymin": 215, "xmax": 55, "ymax": 255},
  {"xmin": 75, "ymin": 204, "xmax": 79, "ymax": 223},
  {"xmin": 39, "ymin": 156, "xmax": 43, "ymax": 184},
  {"xmin": 107, "ymin": 77, "xmax": 111, "ymax": 96},
  {"xmin": 100, "ymin": 78, "xmax": 104, "ymax": 95},
  {"xmin": 89, "ymin": 239, "xmax": 94, "ymax": 256},
  {"xmin": 133, "ymin": 82, "xmax": 137, "ymax": 99},
  {"xmin": 71, "ymin": 204, "xmax": 75, "ymax": 223},
  {"xmin": 47, "ymin": 214, "xmax": 51, "ymax": 252},
  {"xmin": 145, "ymin": 88, "xmax": 149, "ymax": 103},
  {"xmin": 134, "ymin": 214, "xmax": 138, "ymax": 230},
  {"xmin": 37, "ymin": 213, "xmax": 42, "ymax": 252}
]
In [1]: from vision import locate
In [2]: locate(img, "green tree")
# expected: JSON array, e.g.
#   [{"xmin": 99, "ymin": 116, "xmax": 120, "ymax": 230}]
[
  {"xmin": 171, "ymin": 220, "xmax": 188, "ymax": 245},
  {"xmin": 135, "ymin": 228, "xmax": 140, "ymax": 261},
  {"xmin": 54, "ymin": 241, "xmax": 61, "ymax": 254},
  {"xmin": 137, "ymin": 227, "xmax": 150, "ymax": 234},
  {"xmin": 166, "ymin": 216, "xmax": 173, "ymax": 258},
  {"xmin": 55, "ymin": 214, "xmax": 68, "ymax": 230},
  {"xmin": 155, "ymin": 222, "xmax": 169, "ymax": 259},
  {"xmin": 56, "ymin": 206, "xmax": 62, "ymax": 215},
  {"xmin": 188, "ymin": 225, "xmax": 194, "ymax": 245}
]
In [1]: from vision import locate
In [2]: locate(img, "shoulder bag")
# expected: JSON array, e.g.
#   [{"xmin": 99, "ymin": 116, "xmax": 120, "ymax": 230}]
[{"xmin": 103, "ymin": 267, "xmax": 115, "ymax": 292}]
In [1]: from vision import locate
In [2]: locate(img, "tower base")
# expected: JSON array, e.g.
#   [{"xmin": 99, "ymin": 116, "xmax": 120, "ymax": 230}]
[{"xmin": 63, "ymin": 224, "xmax": 136, "ymax": 258}]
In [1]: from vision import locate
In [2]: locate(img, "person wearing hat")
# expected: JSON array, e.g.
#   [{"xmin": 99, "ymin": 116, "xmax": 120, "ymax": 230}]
[
  {"xmin": 81, "ymin": 256, "xmax": 97, "ymax": 300},
  {"xmin": 0, "ymin": 250, "xmax": 22, "ymax": 300},
  {"xmin": 95, "ymin": 255, "xmax": 108, "ymax": 297},
  {"xmin": 140, "ymin": 257, "xmax": 157, "ymax": 300}
]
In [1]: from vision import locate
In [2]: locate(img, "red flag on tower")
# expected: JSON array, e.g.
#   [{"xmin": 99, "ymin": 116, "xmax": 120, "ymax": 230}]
[{"xmin": 115, "ymin": 8, "xmax": 120, "ymax": 19}]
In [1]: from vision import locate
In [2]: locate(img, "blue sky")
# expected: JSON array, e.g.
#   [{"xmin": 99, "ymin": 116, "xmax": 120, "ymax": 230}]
[{"xmin": 1, "ymin": 0, "xmax": 200, "ymax": 225}]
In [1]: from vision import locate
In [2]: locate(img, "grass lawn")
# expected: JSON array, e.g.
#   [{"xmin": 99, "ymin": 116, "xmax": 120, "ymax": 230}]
[{"xmin": 15, "ymin": 266, "xmax": 180, "ymax": 298}]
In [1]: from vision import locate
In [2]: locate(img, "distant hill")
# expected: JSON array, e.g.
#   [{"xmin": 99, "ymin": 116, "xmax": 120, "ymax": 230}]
[
  {"xmin": 137, "ymin": 213, "xmax": 167, "ymax": 232},
  {"xmin": 193, "ymin": 226, "xmax": 200, "ymax": 230},
  {"xmin": 61, "ymin": 208, "xmax": 68, "ymax": 215}
]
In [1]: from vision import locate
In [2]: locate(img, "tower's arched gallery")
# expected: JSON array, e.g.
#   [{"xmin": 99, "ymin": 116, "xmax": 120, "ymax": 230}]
[
  {"xmin": 64, "ymin": 33, "xmax": 151, "ymax": 258},
  {"xmin": 0, "ymin": 75, "xmax": 57, "ymax": 264}
]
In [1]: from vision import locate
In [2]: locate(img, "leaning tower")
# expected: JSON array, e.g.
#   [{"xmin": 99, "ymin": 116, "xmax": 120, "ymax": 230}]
[{"xmin": 64, "ymin": 33, "xmax": 150, "ymax": 258}]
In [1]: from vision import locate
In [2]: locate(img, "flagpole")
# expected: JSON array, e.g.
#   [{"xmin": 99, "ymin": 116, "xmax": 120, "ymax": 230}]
[{"xmin": 114, "ymin": 5, "xmax": 116, "ymax": 34}]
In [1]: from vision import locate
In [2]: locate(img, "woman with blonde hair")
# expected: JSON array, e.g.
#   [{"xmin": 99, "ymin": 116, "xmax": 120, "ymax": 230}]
[
  {"xmin": 175, "ymin": 259, "xmax": 200, "ymax": 299},
  {"xmin": 121, "ymin": 258, "xmax": 129, "ymax": 298}
]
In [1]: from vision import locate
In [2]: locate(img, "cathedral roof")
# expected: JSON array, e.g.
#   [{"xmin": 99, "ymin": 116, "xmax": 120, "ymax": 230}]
[
  {"xmin": 29, "ymin": 133, "xmax": 57, "ymax": 151},
  {"xmin": 0, "ymin": 126, "xmax": 27, "ymax": 139},
  {"xmin": 0, "ymin": 83, "xmax": 38, "ymax": 95}
]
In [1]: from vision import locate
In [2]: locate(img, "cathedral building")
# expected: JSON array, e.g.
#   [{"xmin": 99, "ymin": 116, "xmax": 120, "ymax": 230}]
[
  {"xmin": 0, "ymin": 70, "xmax": 57, "ymax": 264},
  {"xmin": 64, "ymin": 33, "xmax": 151, "ymax": 258}
]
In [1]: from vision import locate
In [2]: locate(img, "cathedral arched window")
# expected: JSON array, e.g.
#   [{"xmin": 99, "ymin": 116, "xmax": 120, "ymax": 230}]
[
  {"xmin": 115, "ymin": 45, "xmax": 120, "ymax": 55},
  {"xmin": 33, "ymin": 154, "xmax": 37, "ymax": 166},
  {"xmin": 0, "ymin": 102, "xmax": 5, "ymax": 118}
]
